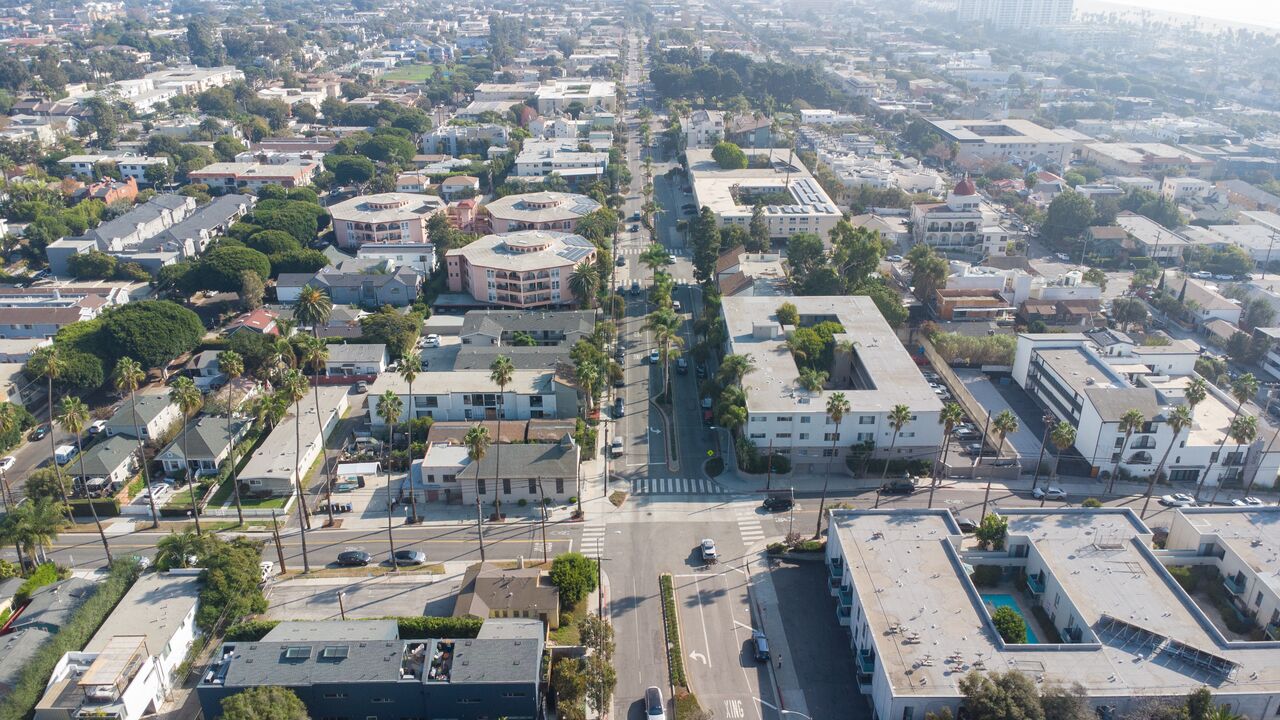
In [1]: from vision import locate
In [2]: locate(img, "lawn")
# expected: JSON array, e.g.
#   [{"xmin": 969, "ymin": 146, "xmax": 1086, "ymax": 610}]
[
  {"xmin": 549, "ymin": 600, "xmax": 581, "ymax": 645},
  {"xmin": 383, "ymin": 64, "xmax": 437, "ymax": 83},
  {"xmin": 205, "ymin": 478, "xmax": 289, "ymax": 509}
]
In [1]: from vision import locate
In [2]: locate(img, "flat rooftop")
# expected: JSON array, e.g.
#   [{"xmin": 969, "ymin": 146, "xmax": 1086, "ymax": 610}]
[
  {"xmin": 721, "ymin": 295, "xmax": 939, "ymax": 413},
  {"xmin": 687, "ymin": 149, "xmax": 840, "ymax": 218},
  {"xmin": 831, "ymin": 509, "xmax": 1280, "ymax": 701},
  {"xmin": 930, "ymin": 119, "xmax": 1077, "ymax": 145},
  {"xmin": 1173, "ymin": 509, "xmax": 1280, "ymax": 602},
  {"xmin": 84, "ymin": 573, "xmax": 200, "ymax": 655}
]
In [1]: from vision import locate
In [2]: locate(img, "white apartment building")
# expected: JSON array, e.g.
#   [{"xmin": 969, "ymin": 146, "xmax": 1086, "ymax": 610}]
[
  {"xmin": 928, "ymin": 119, "xmax": 1077, "ymax": 167},
  {"xmin": 721, "ymin": 296, "xmax": 943, "ymax": 471},
  {"xmin": 532, "ymin": 79, "xmax": 617, "ymax": 114},
  {"xmin": 910, "ymin": 178, "xmax": 1018, "ymax": 258},
  {"xmin": 826, "ymin": 506, "xmax": 1280, "ymax": 720},
  {"xmin": 688, "ymin": 149, "xmax": 841, "ymax": 244},
  {"xmin": 103, "ymin": 66, "xmax": 243, "ymax": 114},
  {"xmin": 1013, "ymin": 332, "xmax": 1280, "ymax": 489},
  {"xmin": 364, "ymin": 369, "xmax": 579, "ymax": 427},
  {"xmin": 824, "ymin": 154, "xmax": 943, "ymax": 194},
  {"xmin": 59, "ymin": 154, "xmax": 170, "ymax": 183},
  {"xmin": 1162, "ymin": 176, "xmax": 1213, "ymax": 202},
  {"xmin": 683, "ymin": 109, "xmax": 725, "ymax": 150},
  {"xmin": 513, "ymin": 139, "xmax": 609, "ymax": 182}
]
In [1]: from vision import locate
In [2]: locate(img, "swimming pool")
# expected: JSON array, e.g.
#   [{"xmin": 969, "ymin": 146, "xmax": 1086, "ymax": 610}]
[{"xmin": 980, "ymin": 593, "xmax": 1040, "ymax": 643}]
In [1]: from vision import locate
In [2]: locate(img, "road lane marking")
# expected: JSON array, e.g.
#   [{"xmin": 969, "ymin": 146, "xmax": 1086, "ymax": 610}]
[{"xmin": 691, "ymin": 573, "xmax": 714, "ymax": 669}]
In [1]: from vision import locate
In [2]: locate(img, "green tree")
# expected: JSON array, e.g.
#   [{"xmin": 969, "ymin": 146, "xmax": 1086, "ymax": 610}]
[
  {"xmin": 549, "ymin": 551, "xmax": 598, "ymax": 606},
  {"xmin": 975, "ymin": 513, "xmax": 1008, "ymax": 550},
  {"xmin": 155, "ymin": 530, "xmax": 208, "ymax": 570},
  {"xmin": 1196, "ymin": 373, "xmax": 1257, "ymax": 502},
  {"xmin": 279, "ymin": 370, "xmax": 312, "ymax": 570},
  {"xmin": 930, "ymin": 403, "xmax": 965, "ymax": 508},
  {"xmin": 831, "ymin": 220, "xmax": 888, "ymax": 288},
  {"xmin": 881, "ymin": 404, "xmax": 913, "ymax": 479},
  {"xmin": 0, "ymin": 497, "xmax": 65, "ymax": 565},
  {"xmin": 775, "ymin": 302, "xmax": 799, "ymax": 326},
  {"xmin": 906, "ymin": 244, "xmax": 948, "ymax": 303},
  {"xmin": 1109, "ymin": 409, "xmax": 1146, "ymax": 493},
  {"xmin": 552, "ymin": 657, "xmax": 588, "ymax": 720},
  {"xmin": 958, "ymin": 668, "xmax": 1044, "ymax": 719},
  {"xmin": 1048, "ymin": 421, "xmax": 1077, "ymax": 488},
  {"xmin": 1042, "ymin": 190, "xmax": 1095, "ymax": 243},
  {"xmin": 814, "ymin": 392, "xmax": 850, "ymax": 538},
  {"xmin": 991, "ymin": 605, "xmax": 1027, "ymax": 643},
  {"xmin": 324, "ymin": 154, "xmax": 375, "ymax": 185},
  {"xmin": 690, "ymin": 207, "xmax": 721, "ymax": 283},
  {"xmin": 67, "ymin": 250, "xmax": 118, "ymax": 279},
  {"xmin": 1141, "ymin": 405, "xmax": 1193, "ymax": 518},
  {"xmin": 359, "ymin": 307, "xmax": 422, "ymax": 357},
  {"xmin": 217, "ymin": 349, "xmax": 247, "ymax": 524},
  {"xmin": 56, "ymin": 396, "xmax": 111, "ymax": 562},
  {"xmin": 569, "ymin": 262, "xmax": 600, "ymax": 308},
  {"xmin": 100, "ymin": 301, "xmax": 204, "ymax": 369},
  {"xmin": 1082, "ymin": 267, "xmax": 1107, "ymax": 291},
  {"xmin": 748, "ymin": 203, "xmax": 770, "ymax": 251},
  {"xmin": 220, "ymin": 686, "xmax": 309, "ymax": 720},
  {"xmin": 170, "ymin": 376, "xmax": 205, "ymax": 534},
  {"xmin": 638, "ymin": 242, "xmax": 673, "ymax": 282},
  {"xmin": 113, "ymin": 357, "xmax": 159, "ymax": 527},
  {"xmin": 711, "ymin": 141, "xmax": 748, "ymax": 170},
  {"xmin": 197, "ymin": 535, "xmax": 269, "ymax": 630},
  {"xmin": 246, "ymin": 229, "xmax": 301, "ymax": 256}
]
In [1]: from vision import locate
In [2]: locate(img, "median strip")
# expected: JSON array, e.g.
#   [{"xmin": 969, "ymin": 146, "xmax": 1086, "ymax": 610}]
[{"xmin": 658, "ymin": 573, "xmax": 687, "ymax": 689}]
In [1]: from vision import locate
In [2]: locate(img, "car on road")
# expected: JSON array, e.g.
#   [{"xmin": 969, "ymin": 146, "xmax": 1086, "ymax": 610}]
[
  {"xmin": 610, "ymin": 438, "xmax": 624, "ymax": 458},
  {"xmin": 672, "ymin": 299, "xmax": 681, "ymax": 312},
  {"xmin": 1159, "ymin": 493, "xmax": 1196, "ymax": 507},
  {"xmin": 613, "ymin": 376, "xmax": 625, "ymax": 388},
  {"xmin": 763, "ymin": 494, "xmax": 793, "ymax": 511},
  {"xmin": 1033, "ymin": 486, "xmax": 1067, "ymax": 501},
  {"xmin": 879, "ymin": 478, "xmax": 916, "ymax": 495},
  {"xmin": 615, "ymin": 255, "xmax": 626, "ymax": 266},
  {"xmin": 648, "ymin": 349, "xmax": 660, "ymax": 364},
  {"xmin": 88, "ymin": 419, "xmax": 108, "ymax": 435},
  {"xmin": 337, "ymin": 550, "xmax": 371, "ymax": 566},
  {"xmin": 0, "ymin": 456, "xmax": 14, "ymax": 473},
  {"xmin": 631, "ymin": 211, "xmax": 641, "ymax": 221},
  {"xmin": 1191, "ymin": 270, "xmax": 1213, "ymax": 279},
  {"xmin": 631, "ymin": 224, "xmax": 640, "ymax": 232},
  {"xmin": 700, "ymin": 538, "xmax": 718, "ymax": 563},
  {"xmin": 29, "ymin": 424, "xmax": 48, "ymax": 441},
  {"xmin": 1054, "ymin": 252, "xmax": 1071, "ymax": 261},
  {"xmin": 695, "ymin": 364, "xmax": 706, "ymax": 379},
  {"xmin": 752, "ymin": 630, "xmax": 770, "ymax": 662},
  {"xmin": 676, "ymin": 357, "xmax": 688, "ymax": 374},
  {"xmin": 259, "ymin": 561, "xmax": 275, "ymax": 582},
  {"xmin": 645, "ymin": 687, "xmax": 666, "ymax": 720},
  {"xmin": 423, "ymin": 334, "xmax": 440, "ymax": 347},
  {"xmin": 392, "ymin": 550, "xmax": 427, "ymax": 566},
  {"xmin": 54, "ymin": 444, "xmax": 76, "ymax": 465},
  {"xmin": 887, "ymin": 254, "xmax": 904, "ymax": 262},
  {"xmin": 1213, "ymin": 273, "xmax": 1235, "ymax": 281},
  {"xmin": 630, "ymin": 280, "xmax": 641, "ymax": 295}
]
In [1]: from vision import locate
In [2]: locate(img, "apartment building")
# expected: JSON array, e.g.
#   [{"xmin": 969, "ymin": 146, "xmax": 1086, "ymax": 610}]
[
  {"xmin": 366, "ymin": 367, "xmax": 578, "ymax": 428},
  {"xmin": 1081, "ymin": 143, "xmax": 1215, "ymax": 178},
  {"xmin": 58, "ymin": 154, "xmax": 170, "ymax": 183},
  {"xmin": 445, "ymin": 230, "xmax": 596, "ymax": 308},
  {"xmin": 1012, "ymin": 332, "xmax": 1280, "ymax": 488},
  {"xmin": 825, "ymin": 507, "xmax": 1280, "ymax": 720},
  {"xmin": 956, "ymin": 0, "xmax": 1074, "ymax": 27},
  {"xmin": 186, "ymin": 159, "xmax": 321, "ymax": 190},
  {"xmin": 482, "ymin": 191, "xmax": 601, "ymax": 233},
  {"xmin": 910, "ymin": 178, "xmax": 1018, "ymax": 258},
  {"xmin": 513, "ymin": 139, "xmax": 609, "ymax": 183},
  {"xmin": 928, "ymin": 119, "xmax": 1077, "ymax": 167},
  {"xmin": 683, "ymin": 109, "xmax": 725, "ymax": 149},
  {"xmin": 532, "ymin": 79, "xmax": 617, "ymax": 114},
  {"xmin": 720, "ymin": 296, "xmax": 943, "ymax": 471},
  {"xmin": 0, "ymin": 285, "xmax": 130, "ymax": 339},
  {"xmin": 329, "ymin": 193, "xmax": 447, "ymax": 250},
  {"xmin": 688, "ymin": 149, "xmax": 841, "ymax": 244}
]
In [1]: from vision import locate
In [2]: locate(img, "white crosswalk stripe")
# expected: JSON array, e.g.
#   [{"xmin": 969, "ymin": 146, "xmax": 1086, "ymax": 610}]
[
  {"xmin": 736, "ymin": 508, "xmax": 767, "ymax": 545},
  {"xmin": 629, "ymin": 477, "xmax": 727, "ymax": 495},
  {"xmin": 580, "ymin": 516, "xmax": 606, "ymax": 559}
]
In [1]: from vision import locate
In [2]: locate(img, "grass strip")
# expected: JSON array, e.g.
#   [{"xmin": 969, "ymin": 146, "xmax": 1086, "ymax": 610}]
[{"xmin": 659, "ymin": 573, "xmax": 686, "ymax": 688}]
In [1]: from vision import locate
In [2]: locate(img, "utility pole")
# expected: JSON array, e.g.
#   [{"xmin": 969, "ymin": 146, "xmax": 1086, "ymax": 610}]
[
  {"xmin": 475, "ymin": 495, "xmax": 487, "ymax": 562},
  {"xmin": 1029, "ymin": 414, "xmax": 1054, "ymax": 494},
  {"xmin": 537, "ymin": 476, "xmax": 549, "ymax": 564},
  {"xmin": 765, "ymin": 436, "xmax": 775, "ymax": 491},
  {"xmin": 270, "ymin": 510, "xmax": 287, "ymax": 573},
  {"xmin": 386, "ymin": 466, "xmax": 399, "ymax": 573}
]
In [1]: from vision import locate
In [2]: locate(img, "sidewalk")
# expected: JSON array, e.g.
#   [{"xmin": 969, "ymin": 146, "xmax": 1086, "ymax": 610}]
[{"xmin": 747, "ymin": 544, "xmax": 810, "ymax": 720}]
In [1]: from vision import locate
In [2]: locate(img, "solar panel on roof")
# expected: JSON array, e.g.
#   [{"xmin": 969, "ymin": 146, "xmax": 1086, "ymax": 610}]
[{"xmin": 558, "ymin": 247, "xmax": 592, "ymax": 262}]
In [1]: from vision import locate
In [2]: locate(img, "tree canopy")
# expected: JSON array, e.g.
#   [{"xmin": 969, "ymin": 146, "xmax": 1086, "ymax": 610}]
[
  {"xmin": 220, "ymin": 686, "xmax": 308, "ymax": 720},
  {"xmin": 99, "ymin": 301, "xmax": 204, "ymax": 369}
]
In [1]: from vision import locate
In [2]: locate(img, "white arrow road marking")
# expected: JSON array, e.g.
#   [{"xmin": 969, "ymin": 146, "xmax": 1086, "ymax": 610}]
[{"xmin": 689, "ymin": 650, "xmax": 708, "ymax": 664}]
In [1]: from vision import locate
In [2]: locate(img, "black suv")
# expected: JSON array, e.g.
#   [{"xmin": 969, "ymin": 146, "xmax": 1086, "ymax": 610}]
[
  {"xmin": 879, "ymin": 478, "xmax": 916, "ymax": 495},
  {"xmin": 762, "ymin": 494, "xmax": 794, "ymax": 511},
  {"xmin": 336, "ymin": 550, "xmax": 371, "ymax": 566}
]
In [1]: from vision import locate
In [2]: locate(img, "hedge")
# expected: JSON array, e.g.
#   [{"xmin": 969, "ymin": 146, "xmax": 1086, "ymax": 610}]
[
  {"xmin": 223, "ymin": 616, "xmax": 485, "ymax": 642},
  {"xmin": 15, "ymin": 563, "xmax": 63, "ymax": 603},
  {"xmin": 69, "ymin": 498, "xmax": 121, "ymax": 517},
  {"xmin": 659, "ymin": 574, "xmax": 686, "ymax": 688},
  {"xmin": 0, "ymin": 560, "xmax": 140, "ymax": 720}
]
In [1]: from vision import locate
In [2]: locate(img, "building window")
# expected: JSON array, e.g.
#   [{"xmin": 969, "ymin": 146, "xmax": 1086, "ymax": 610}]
[
  {"xmin": 823, "ymin": 448, "xmax": 837, "ymax": 457},
  {"xmin": 777, "ymin": 433, "xmax": 791, "ymax": 439},
  {"xmin": 503, "ymin": 478, "xmax": 512, "ymax": 495},
  {"xmin": 556, "ymin": 478, "xmax": 564, "ymax": 494},
  {"xmin": 478, "ymin": 479, "xmax": 486, "ymax": 495},
  {"xmin": 859, "ymin": 416, "xmax": 875, "ymax": 424},
  {"xmin": 799, "ymin": 433, "xmax": 809, "ymax": 440},
  {"xmin": 444, "ymin": 474, "xmax": 456, "ymax": 483},
  {"xmin": 750, "ymin": 433, "xmax": 766, "ymax": 439},
  {"xmin": 776, "ymin": 416, "xmax": 793, "ymax": 422},
  {"xmin": 800, "ymin": 417, "xmax": 811, "ymax": 424},
  {"xmin": 824, "ymin": 432, "xmax": 840, "ymax": 442}
]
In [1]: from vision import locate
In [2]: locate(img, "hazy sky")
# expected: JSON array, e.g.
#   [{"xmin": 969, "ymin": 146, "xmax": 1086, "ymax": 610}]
[{"xmin": 1081, "ymin": 0, "xmax": 1280, "ymax": 30}]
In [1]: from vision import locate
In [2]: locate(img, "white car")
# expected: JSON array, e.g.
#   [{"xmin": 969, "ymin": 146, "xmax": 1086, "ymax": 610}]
[
  {"xmin": 1230, "ymin": 497, "xmax": 1264, "ymax": 507},
  {"xmin": 1033, "ymin": 486, "xmax": 1066, "ymax": 501},
  {"xmin": 700, "ymin": 538, "xmax": 718, "ymax": 563},
  {"xmin": 259, "ymin": 561, "xmax": 275, "ymax": 582},
  {"xmin": 1055, "ymin": 252, "xmax": 1072, "ymax": 262},
  {"xmin": 140, "ymin": 483, "xmax": 171, "ymax": 500},
  {"xmin": 423, "ymin": 334, "xmax": 441, "ymax": 348},
  {"xmin": 1159, "ymin": 493, "xmax": 1196, "ymax": 507},
  {"xmin": 610, "ymin": 438, "xmax": 625, "ymax": 458},
  {"xmin": 887, "ymin": 254, "xmax": 904, "ymax": 262},
  {"xmin": 0, "ymin": 456, "xmax": 14, "ymax": 473},
  {"xmin": 88, "ymin": 419, "xmax": 108, "ymax": 435}
]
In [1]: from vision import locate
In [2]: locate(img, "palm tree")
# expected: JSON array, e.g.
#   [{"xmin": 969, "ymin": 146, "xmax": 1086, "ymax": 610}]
[
  {"xmin": 644, "ymin": 308, "xmax": 682, "ymax": 403},
  {"xmin": 1196, "ymin": 373, "xmax": 1258, "ymax": 502},
  {"xmin": 464, "ymin": 424, "xmax": 491, "ymax": 559},
  {"xmin": 880, "ymin": 404, "xmax": 913, "ymax": 480},
  {"xmin": 0, "ymin": 497, "xmax": 65, "ymax": 565},
  {"xmin": 113, "ymin": 357, "xmax": 159, "ymax": 529},
  {"xmin": 155, "ymin": 530, "xmax": 207, "ymax": 570},
  {"xmin": 297, "ymin": 336, "xmax": 335, "ymax": 527},
  {"xmin": 28, "ymin": 346, "xmax": 72, "ymax": 520},
  {"xmin": 930, "ymin": 403, "xmax": 964, "ymax": 509},
  {"xmin": 294, "ymin": 285, "xmax": 334, "ymax": 336},
  {"xmin": 1186, "ymin": 377, "xmax": 1209, "ymax": 412},
  {"xmin": 0, "ymin": 403, "xmax": 18, "ymax": 509},
  {"xmin": 488, "ymin": 355, "xmax": 514, "ymax": 515},
  {"xmin": 569, "ymin": 262, "xmax": 600, "ymax": 308},
  {"xmin": 1211, "ymin": 414, "xmax": 1258, "ymax": 505},
  {"xmin": 1142, "ymin": 406, "xmax": 1194, "ymax": 518},
  {"xmin": 814, "ymin": 393, "xmax": 850, "ymax": 539},
  {"xmin": 400, "ymin": 358, "xmax": 420, "ymax": 524},
  {"xmin": 716, "ymin": 353, "xmax": 756, "ymax": 387},
  {"xmin": 278, "ymin": 370, "xmax": 312, "ymax": 571},
  {"xmin": 797, "ymin": 368, "xmax": 828, "ymax": 392},
  {"xmin": 216, "ymin": 350, "xmax": 246, "ymax": 525},
  {"xmin": 1046, "ymin": 421, "xmax": 1077, "ymax": 504},
  {"xmin": 56, "ymin": 396, "xmax": 112, "ymax": 563},
  {"xmin": 639, "ymin": 242, "xmax": 672, "ymax": 281},
  {"xmin": 1108, "ymin": 409, "xmax": 1146, "ymax": 494},
  {"xmin": 170, "ymin": 376, "xmax": 204, "ymax": 536},
  {"xmin": 979, "ymin": 410, "xmax": 1019, "ymax": 519},
  {"xmin": 377, "ymin": 389, "xmax": 405, "ymax": 570}
]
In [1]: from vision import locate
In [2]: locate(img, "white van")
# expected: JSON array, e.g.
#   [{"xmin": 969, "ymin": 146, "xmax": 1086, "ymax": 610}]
[{"xmin": 54, "ymin": 445, "xmax": 76, "ymax": 465}]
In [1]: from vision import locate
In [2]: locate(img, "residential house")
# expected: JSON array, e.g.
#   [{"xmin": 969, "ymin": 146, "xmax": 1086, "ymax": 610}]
[
  {"xmin": 367, "ymin": 368, "xmax": 578, "ymax": 427},
  {"xmin": 277, "ymin": 263, "xmax": 420, "ymax": 307},
  {"xmin": 104, "ymin": 389, "xmax": 183, "ymax": 442},
  {"xmin": 0, "ymin": 579, "xmax": 96, "ymax": 694},
  {"xmin": 1114, "ymin": 211, "xmax": 1191, "ymax": 264},
  {"xmin": 186, "ymin": 159, "xmax": 321, "ymax": 190},
  {"xmin": 237, "ymin": 386, "xmax": 349, "ymax": 497},
  {"xmin": 1162, "ymin": 274, "xmax": 1243, "ymax": 328},
  {"xmin": 451, "ymin": 435, "xmax": 579, "ymax": 503},
  {"xmin": 224, "ymin": 308, "xmax": 280, "ymax": 336},
  {"xmin": 324, "ymin": 344, "xmax": 388, "ymax": 376},
  {"xmin": 186, "ymin": 350, "xmax": 224, "ymax": 390},
  {"xmin": 74, "ymin": 435, "xmax": 139, "ymax": 488},
  {"xmin": 0, "ymin": 286, "xmax": 129, "ymax": 339},
  {"xmin": 439, "ymin": 176, "xmax": 480, "ymax": 201},
  {"xmin": 157, "ymin": 416, "xmax": 251, "ymax": 477},
  {"xmin": 453, "ymin": 562, "xmax": 561, "ymax": 630}
]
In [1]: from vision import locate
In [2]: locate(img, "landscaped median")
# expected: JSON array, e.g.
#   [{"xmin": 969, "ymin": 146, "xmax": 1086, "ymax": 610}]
[{"xmin": 658, "ymin": 573, "xmax": 686, "ymax": 688}]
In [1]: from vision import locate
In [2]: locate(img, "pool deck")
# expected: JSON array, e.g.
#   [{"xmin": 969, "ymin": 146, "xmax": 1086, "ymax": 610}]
[{"xmin": 979, "ymin": 588, "xmax": 1047, "ymax": 644}]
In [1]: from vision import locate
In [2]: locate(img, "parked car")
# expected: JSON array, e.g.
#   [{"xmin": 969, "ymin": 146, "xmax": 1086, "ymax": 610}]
[
  {"xmin": 392, "ymin": 550, "xmax": 427, "ymax": 566},
  {"xmin": 700, "ymin": 538, "xmax": 718, "ymax": 563},
  {"xmin": 645, "ymin": 687, "xmax": 666, "ymax": 720},
  {"xmin": 610, "ymin": 438, "xmax": 625, "ymax": 458},
  {"xmin": 763, "ymin": 494, "xmax": 793, "ymax": 512},
  {"xmin": 696, "ymin": 365, "xmax": 707, "ymax": 379},
  {"xmin": 259, "ymin": 561, "xmax": 275, "ymax": 582},
  {"xmin": 88, "ymin": 419, "xmax": 108, "ymax": 435},
  {"xmin": 614, "ymin": 397, "xmax": 625, "ymax": 418},
  {"xmin": 616, "ymin": 255, "xmax": 626, "ymax": 266},
  {"xmin": 672, "ymin": 300, "xmax": 682, "ymax": 312},
  {"xmin": 751, "ymin": 630, "xmax": 770, "ymax": 662},
  {"xmin": 648, "ymin": 349, "xmax": 660, "ymax": 364},
  {"xmin": 337, "ymin": 550, "xmax": 372, "ymax": 567},
  {"xmin": 954, "ymin": 516, "xmax": 979, "ymax": 533},
  {"xmin": 631, "ymin": 280, "xmax": 641, "ymax": 295},
  {"xmin": 676, "ymin": 358, "xmax": 688, "ymax": 374},
  {"xmin": 0, "ymin": 456, "xmax": 14, "ymax": 473},
  {"xmin": 1033, "ymin": 486, "xmax": 1067, "ymax": 501},
  {"xmin": 879, "ymin": 478, "xmax": 916, "ymax": 495},
  {"xmin": 355, "ymin": 381, "xmax": 369, "ymax": 393},
  {"xmin": 631, "ymin": 224, "xmax": 640, "ymax": 232},
  {"xmin": 1055, "ymin": 252, "xmax": 1072, "ymax": 261},
  {"xmin": 423, "ymin": 334, "xmax": 441, "ymax": 347},
  {"xmin": 963, "ymin": 443, "xmax": 990, "ymax": 456},
  {"xmin": 28, "ymin": 424, "xmax": 48, "ymax": 441},
  {"xmin": 886, "ymin": 254, "xmax": 904, "ymax": 262},
  {"xmin": 54, "ymin": 444, "xmax": 76, "ymax": 465},
  {"xmin": 1159, "ymin": 493, "xmax": 1196, "ymax": 507},
  {"xmin": 1213, "ymin": 273, "xmax": 1234, "ymax": 281}
]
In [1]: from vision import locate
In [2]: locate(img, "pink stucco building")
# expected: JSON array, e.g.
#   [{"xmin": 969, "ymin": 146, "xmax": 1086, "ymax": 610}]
[
  {"xmin": 445, "ymin": 230, "xmax": 596, "ymax": 308},
  {"xmin": 481, "ymin": 191, "xmax": 602, "ymax": 234},
  {"xmin": 329, "ymin": 192, "xmax": 447, "ymax": 250}
]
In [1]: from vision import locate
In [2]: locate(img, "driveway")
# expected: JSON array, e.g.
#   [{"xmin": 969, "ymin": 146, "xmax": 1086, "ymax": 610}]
[{"xmin": 953, "ymin": 370, "xmax": 1045, "ymax": 462}]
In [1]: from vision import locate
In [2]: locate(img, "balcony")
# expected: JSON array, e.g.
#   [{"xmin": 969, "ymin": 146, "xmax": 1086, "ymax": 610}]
[
  {"xmin": 1266, "ymin": 623, "xmax": 1279, "ymax": 641},
  {"xmin": 1223, "ymin": 575, "xmax": 1247, "ymax": 596},
  {"xmin": 839, "ymin": 586, "xmax": 853, "ymax": 607},
  {"xmin": 856, "ymin": 649, "xmax": 875, "ymax": 691},
  {"xmin": 1026, "ymin": 574, "xmax": 1045, "ymax": 596}
]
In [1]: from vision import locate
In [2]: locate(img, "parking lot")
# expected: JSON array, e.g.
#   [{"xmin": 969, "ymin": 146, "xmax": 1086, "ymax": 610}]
[
  {"xmin": 264, "ymin": 564, "xmax": 469, "ymax": 620},
  {"xmin": 953, "ymin": 369, "xmax": 1046, "ymax": 462}
]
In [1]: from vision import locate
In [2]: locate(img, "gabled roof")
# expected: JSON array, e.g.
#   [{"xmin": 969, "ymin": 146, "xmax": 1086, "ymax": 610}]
[
  {"xmin": 453, "ymin": 563, "xmax": 559, "ymax": 620},
  {"xmin": 105, "ymin": 390, "xmax": 175, "ymax": 433},
  {"xmin": 159, "ymin": 416, "xmax": 250, "ymax": 461},
  {"xmin": 78, "ymin": 435, "xmax": 137, "ymax": 476}
]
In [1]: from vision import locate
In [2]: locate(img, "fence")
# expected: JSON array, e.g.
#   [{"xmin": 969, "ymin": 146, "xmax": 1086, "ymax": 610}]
[{"xmin": 920, "ymin": 337, "xmax": 991, "ymax": 434}]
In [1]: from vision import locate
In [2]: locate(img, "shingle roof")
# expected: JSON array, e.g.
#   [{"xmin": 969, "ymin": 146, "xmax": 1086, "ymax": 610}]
[
  {"xmin": 1084, "ymin": 387, "xmax": 1162, "ymax": 423},
  {"xmin": 326, "ymin": 343, "xmax": 387, "ymax": 363},
  {"xmin": 453, "ymin": 563, "xmax": 559, "ymax": 621},
  {"xmin": 159, "ymin": 416, "xmax": 250, "ymax": 461},
  {"xmin": 78, "ymin": 434, "xmax": 138, "ymax": 477},
  {"xmin": 106, "ymin": 390, "xmax": 175, "ymax": 433},
  {"xmin": 454, "ymin": 437, "xmax": 577, "ymax": 479}
]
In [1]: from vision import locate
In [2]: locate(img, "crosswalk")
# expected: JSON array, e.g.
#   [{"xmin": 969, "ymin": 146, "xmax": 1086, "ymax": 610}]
[
  {"xmin": 736, "ymin": 507, "xmax": 766, "ymax": 547},
  {"xmin": 615, "ymin": 245, "xmax": 687, "ymax": 256},
  {"xmin": 580, "ymin": 514, "xmax": 606, "ymax": 559},
  {"xmin": 629, "ymin": 477, "xmax": 727, "ymax": 495}
]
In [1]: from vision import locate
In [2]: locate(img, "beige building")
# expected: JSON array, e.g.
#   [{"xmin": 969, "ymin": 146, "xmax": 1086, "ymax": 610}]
[{"xmin": 329, "ymin": 192, "xmax": 447, "ymax": 249}]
